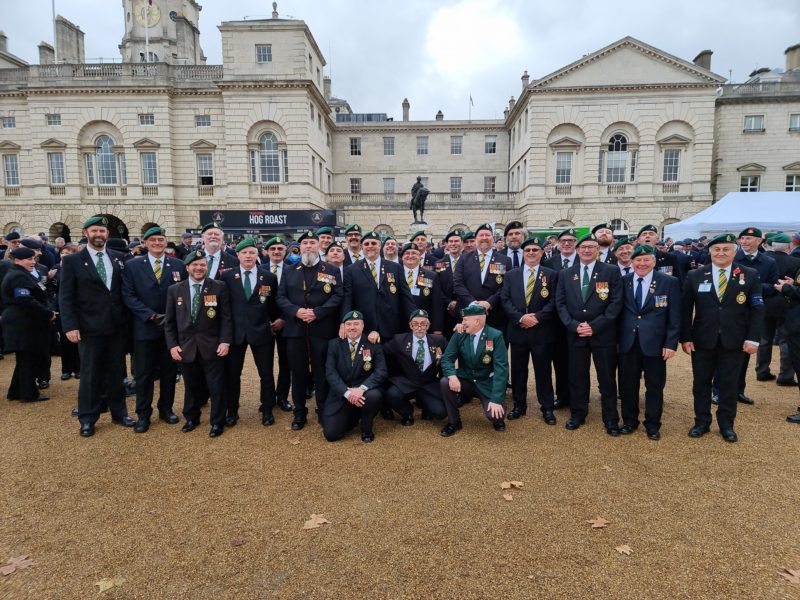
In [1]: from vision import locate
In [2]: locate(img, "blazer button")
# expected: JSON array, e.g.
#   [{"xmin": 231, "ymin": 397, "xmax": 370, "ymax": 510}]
[
  {"xmin": 637, "ymin": 315, "xmax": 641, "ymax": 319},
  {"xmin": 582, "ymin": 309, "xmax": 587, "ymax": 312}
]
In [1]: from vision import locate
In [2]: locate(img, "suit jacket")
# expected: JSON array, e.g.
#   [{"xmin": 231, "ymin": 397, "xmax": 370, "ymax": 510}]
[
  {"xmin": 384, "ymin": 332, "xmax": 447, "ymax": 395},
  {"xmin": 735, "ymin": 250, "xmax": 778, "ymax": 297},
  {"xmin": 403, "ymin": 267, "xmax": 446, "ymax": 332},
  {"xmin": 206, "ymin": 250, "xmax": 240, "ymax": 279},
  {"xmin": 325, "ymin": 337, "xmax": 388, "ymax": 411},
  {"xmin": 342, "ymin": 259, "xmax": 416, "ymax": 339},
  {"xmin": 618, "ymin": 271, "xmax": 681, "ymax": 356},
  {"xmin": 764, "ymin": 251, "xmax": 800, "ymax": 318},
  {"xmin": 58, "ymin": 247, "xmax": 128, "ymax": 335},
  {"xmin": 555, "ymin": 261, "xmax": 623, "ymax": 347},
  {"xmin": 655, "ymin": 250, "xmax": 684, "ymax": 285},
  {"xmin": 778, "ymin": 266, "xmax": 800, "ymax": 333},
  {"xmin": 164, "ymin": 278, "xmax": 232, "ymax": 362},
  {"xmin": 276, "ymin": 261, "xmax": 343, "ymax": 339},
  {"xmin": 220, "ymin": 266, "xmax": 280, "ymax": 346},
  {"xmin": 453, "ymin": 249, "xmax": 512, "ymax": 329},
  {"xmin": 545, "ymin": 253, "xmax": 577, "ymax": 272},
  {"xmin": 499, "ymin": 265, "xmax": 557, "ymax": 346},
  {"xmin": 1, "ymin": 264, "xmax": 53, "ymax": 352},
  {"xmin": 680, "ymin": 264, "xmax": 764, "ymax": 350},
  {"xmin": 122, "ymin": 254, "xmax": 187, "ymax": 341},
  {"xmin": 441, "ymin": 326, "xmax": 508, "ymax": 405},
  {"xmin": 433, "ymin": 256, "xmax": 461, "ymax": 335}
]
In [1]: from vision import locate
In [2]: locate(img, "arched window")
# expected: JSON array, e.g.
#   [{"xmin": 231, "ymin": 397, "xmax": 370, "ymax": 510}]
[
  {"xmin": 259, "ymin": 133, "xmax": 280, "ymax": 183},
  {"xmin": 96, "ymin": 135, "xmax": 117, "ymax": 185},
  {"xmin": 606, "ymin": 134, "xmax": 627, "ymax": 183},
  {"xmin": 610, "ymin": 218, "xmax": 629, "ymax": 236}
]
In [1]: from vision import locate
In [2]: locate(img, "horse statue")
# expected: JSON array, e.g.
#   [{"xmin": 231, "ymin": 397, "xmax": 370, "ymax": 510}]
[{"xmin": 410, "ymin": 176, "xmax": 429, "ymax": 224}]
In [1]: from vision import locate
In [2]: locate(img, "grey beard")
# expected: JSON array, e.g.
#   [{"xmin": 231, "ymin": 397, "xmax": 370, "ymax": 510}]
[{"xmin": 301, "ymin": 252, "xmax": 319, "ymax": 266}]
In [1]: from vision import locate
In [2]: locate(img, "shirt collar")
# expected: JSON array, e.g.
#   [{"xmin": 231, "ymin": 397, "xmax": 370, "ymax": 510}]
[{"xmin": 580, "ymin": 260, "xmax": 597, "ymax": 272}]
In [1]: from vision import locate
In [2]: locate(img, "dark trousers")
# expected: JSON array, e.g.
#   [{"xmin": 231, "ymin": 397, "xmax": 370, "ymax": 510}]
[
  {"xmin": 510, "ymin": 340, "xmax": 554, "ymax": 413},
  {"xmin": 440, "ymin": 377, "xmax": 503, "ymax": 427},
  {"xmin": 567, "ymin": 342, "xmax": 618, "ymax": 425},
  {"xmin": 181, "ymin": 357, "xmax": 226, "ymax": 427},
  {"xmin": 322, "ymin": 389, "xmax": 383, "ymax": 441},
  {"xmin": 756, "ymin": 317, "xmax": 795, "ymax": 380},
  {"xmin": 225, "ymin": 340, "xmax": 276, "ymax": 417},
  {"xmin": 274, "ymin": 332, "xmax": 291, "ymax": 403},
  {"xmin": 133, "ymin": 336, "xmax": 177, "ymax": 420},
  {"xmin": 785, "ymin": 331, "xmax": 800, "ymax": 392},
  {"xmin": 691, "ymin": 346, "xmax": 744, "ymax": 429},
  {"xmin": 551, "ymin": 323, "xmax": 571, "ymax": 405},
  {"xmin": 8, "ymin": 350, "xmax": 46, "ymax": 400},
  {"xmin": 619, "ymin": 337, "xmax": 666, "ymax": 431},
  {"xmin": 287, "ymin": 335, "xmax": 330, "ymax": 418},
  {"xmin": 385, "ymin": 382, "xmax": 447, "ymax": 420},
  {"xmin": 77, "ymin": 334, "xmax": 128, "ymax": 426},
  {"xmin": 59, "ymin": 332, "xmax": 80, "ymax": 374}
]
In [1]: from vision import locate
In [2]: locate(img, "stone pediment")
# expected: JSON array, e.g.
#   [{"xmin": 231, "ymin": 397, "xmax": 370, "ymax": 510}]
[
  {"xmin": 40, "ymin": 138, "xmax": 67, "ymax": 149},
  {"xmin": 132, "ymin": 137, "xmax": 160, "ymax": 149},
  {"xmin": 736, "ymin": 163, "xmax": 767, "ymax": 172},
  {"xmin": 530, "ymin": 37, "xmax": 726, "ymax": 89},
  {"xmin": 782, "ymin": 161, "xmax": 800, "ymax": 171},
  {"xmin": 656, "ymin": 134, "xmax": 692, "ymax": 146},
  {"xmin": 0, "ymin": 140, "xmax": 22, "ymax": 150},
  {"xmin": 548, "ymin": 136, "xmax": 583, "ymax": 150},
  {"xmin": 190, "ymin": 139, "xmax": 217, "ymax": 150}
]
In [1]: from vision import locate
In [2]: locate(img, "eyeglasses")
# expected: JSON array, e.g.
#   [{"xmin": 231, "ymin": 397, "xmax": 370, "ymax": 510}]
[
  {"xmin": 523, "ymin": 248, "xmax": 540, "ymax": 254},
  {"xmin": 560, "ymin": 239, "xmax": 576, "ymax": 244},
  {"xmin": 410, "ymin": 321, "xmax": 429, "ymax": 329},
  {"xmin": 362, "ymin": 241, "xmax": 379, "ymax": 247}
]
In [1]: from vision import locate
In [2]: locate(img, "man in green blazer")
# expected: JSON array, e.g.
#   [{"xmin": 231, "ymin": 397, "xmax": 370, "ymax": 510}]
[{"xmin": 439, "ymin": 304, "xmax": 508, "ymax": 436}]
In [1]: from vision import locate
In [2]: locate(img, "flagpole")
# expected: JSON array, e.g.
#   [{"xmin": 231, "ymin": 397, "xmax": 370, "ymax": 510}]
[
  {"xmin": 468, "ymin": 94, "xmax": 472, "ymax": 122},
  {"xmin": 144, "ymin": 2, "xmax": 150, "ymax": 63},
  {"xmin": 52, "ymin": 0, "xmax": 58, "ymax": 63}
]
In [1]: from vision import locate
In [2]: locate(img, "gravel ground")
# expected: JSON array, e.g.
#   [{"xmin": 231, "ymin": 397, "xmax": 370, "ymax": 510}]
[{"xmin": 1, "ymin": 351, "xmax": 799, "ymax": 600}]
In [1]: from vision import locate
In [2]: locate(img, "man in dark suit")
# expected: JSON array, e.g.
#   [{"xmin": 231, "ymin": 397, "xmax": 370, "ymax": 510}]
[
  {"xmin": 636, "ymin": 225, "xmax": 684, "ymax": 285},
  {"xmin": 592, "ymin": 223, "xmax": 617, "ymax": 264},
  {"xmin": 500, "ymin": 236, "xmax": 558, "ymax": 424},
  {"xmin": 59, "ymin": 216, "xmax": 134, "ymax": 437},
  {"xmin": 439, "ymin": 304, "xmax": 508, "ymax": 436},
  {"xmin": 322, "ymin": 311, "xmax": 387, "ymax": 442},
  {"xmin": 175, "ymin": 232, "xmax": 194, "ymax": 260},
  {"xmin": 681, "ymin": 233, "xmax": 764, "ymax": 442},
  {"xmin": 264, "ymin": 236, "xmax": 292, "ymax": 412},
  {"xmin": 410, "ymin": 231, "xmax": 439, "ymax": 269},
  {"xmin": 316, "ymin": 226, "xmax": 334, "ymax": 260},
  {"xmin": 774, "ymin": 265, "xmax": 800, "ymax": 423},
  {"xmin": 502, "ymin": 221, "xmax": 526, "ymax": 269},
  {"xmin": 453, "ymin": 223, "xmax": 512, "ymax": 332},
  {"xmin": 433, "ymin": 229, "xmax": 465, "ymax": 338},
  {"xmin": 165, "ymin": 250, "xmax": 232, "ymax": 437},
  {"xmin": 220, "ymin": 238, "xmax": 280, "ymax": 427},
  {"xmin": 200, "ymin": 222, "xmax": 239, "ymax": 279},
  {"xmin": 555, "ymin": 232, "xmax": 624, "ymax": 435},
  {"xmin": 121, "ymin": 225, "xmax": 187, "ymax": 432},
  {"xmin": 617, "ymin": 245, "xmax": 681, "ymax": 440},
  {"xmin": 277, "ymin": 230, "xmax": 343, "ymax": 430},
  {"xmin": 341, "ymin": 231, "xmax": 416, "ymax": 343},
  {"xmin": 383, "ymin": 309, "xmax": 448, "ymax": 424},
  {"xmin": 341, "ymin": 224, "xmax": 363, "ymax": 266},
  {"xmin": 399, "ymin": 242, "xmax": 445, "ymax": 333}
]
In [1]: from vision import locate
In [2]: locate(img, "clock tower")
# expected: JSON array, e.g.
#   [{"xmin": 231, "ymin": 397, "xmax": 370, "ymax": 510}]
[{"xmin": 119, "ymin": 0, "xmax": 206, "ymax": 64}]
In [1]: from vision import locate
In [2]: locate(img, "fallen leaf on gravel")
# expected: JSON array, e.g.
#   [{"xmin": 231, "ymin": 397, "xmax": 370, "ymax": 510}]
[
  {"xmin": 602, "ymin": 465, "xmax": 613, "ymax": 472},
  {"xmin": 527, "ymin": 575, "xmax": 534, "ymax": 580},
  {"xmin": 500, "ymin": 481, "xmax": 524, "ymax": 489},
  {"xmin": 289, "ymin": 439, "xmax": 301, "ymax": 445},
  {"xmin": 779, "ymin": 568, "xmax": 800, "ymax": 584},
  {"xmin": 231, "ymin": 537, "xmax": 247, "ymax": 547},
  {"xmin": 302, "ymin": 514, "xmax": 331, "ymax": 530},
  {"xmin": 95, "ymin": 577, "xmax": 126, "ymax": 593},
  {"xmin": 503, "ymin": 493, "xmax": 513, "ymax": 501},
  {"xmin": 0, "ymin": 555, "xmax": 35, "ymax": 576},
  {"xmin": 587, "ymin": 517, "xmax": 610, "ymax": 529},
  {"xmin": 615, "ymin": 545, "xmax": 633, "ymax": 555}
]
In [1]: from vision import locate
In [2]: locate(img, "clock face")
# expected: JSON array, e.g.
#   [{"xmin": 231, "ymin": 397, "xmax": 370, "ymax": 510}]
[{"xmin": 134, "ymin": 1, "xmax": 161, "ymax": 27}]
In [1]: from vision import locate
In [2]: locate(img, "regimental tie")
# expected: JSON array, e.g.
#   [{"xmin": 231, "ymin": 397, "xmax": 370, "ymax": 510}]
[
  {"xmin": 369, "ymin": 261, "xmax": 379, "ymax": 286},
  {"xmin": 415, "ymin": 339, "xmax": 426, "ymax": 371},
  {"xmin": 479, "ymin": 253, "xmax": 486, "ymax": 272},
  {"xmin": 581, "ymin": 265, "xmax": 590, "ymax": 302},
  {"xmin": 635, "ymin": 277, "xmax": 644, "ymax": 309},
  {"xmin": 354, "ymin": 252, "xmax": 361, "ymax": 262},
  {"xmin": 349, "ymin": 340, "xmax": 358, "ymax": 363},
  {"xmin": 512, "ymin": 250, "xmax": 520, "ymax": 269},
  {"xmin": 451, "ymin": 256, "xmax": 458, "ymax": 272},
  {"xmin": 95, "ymin": 251, "xmax": 107, "ymax": 287},
  {"xmin": 271, "ymin": 264, "xmax": 278, "ymax": 275},
  {"xmin": 153, "ymin": 258, "xmax": 162, "ymax": 282},
  {"xmin": 407, "ymin": 269, "xmax": 414, "ymax": 289},
  {"xmin": 525, "ymin": 269, "xmax": 535, "ymax": 306},
  {"xmin": 718, "ymin": 268, "xmax": 727, "ymax": 303},
  {"xmin": 191, "ymin": 283, "xmax": 201, "ymax": 322},
  {"xmin": 207, "ymin": 255, "xmax": 214, "ymax": 274},
  {"xmin": 243, "ymin": 270, "xmax": 252, "ymax": 300},
  {"xmin": 563, "ymin": 258, "xmax": 569, "ymax": 269}
]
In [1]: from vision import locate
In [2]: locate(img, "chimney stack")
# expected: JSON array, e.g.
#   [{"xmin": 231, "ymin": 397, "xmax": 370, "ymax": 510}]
[
  {"xmin": 508, "ymin": 96, "xmax": 516, "ymax": 110},
  {"xmin": 693, "ymin": 50, "xmax": 713, "ymax": 71},
  {"xmin": 435, "ymin": 110, "xmax": 443, "ymax": 121},
  {"xmin": 402, "ymin": 98, "xmax": 410, "ymax": 122},
  {"xmin": 521, "ymin": 70, "xmax": 530, "ymax": 90},
  {"xmin": 272, "ymin": 2, "xmax": 279, "ymax": 19},
  {"xmin": 38, "ymin": 42, "xmax": 55, "ymax": 65},
  {"xmin": 0, "ymin": 31, "xmax": 7, "ymax": 53},
  {"xmin": 786, "ymin": 43, "xmax": 800, "ymax": 71},
  {"xmin": 323, "ymin": 76, "xmax": 331, "ymax": 100},
  {"xmin": 503, "ymin": 107, "xmax": 509, "ymax": 119},
  {"xmin": 55, "ymin": 16, "xmax": 85, "ymax": 63}
]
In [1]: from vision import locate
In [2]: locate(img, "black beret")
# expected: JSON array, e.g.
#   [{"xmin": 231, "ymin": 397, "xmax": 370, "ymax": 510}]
[
  {"xmin": 504, "ymin": 221, "xmax": 524, "ymax": 235},
  {"xmin": 10, "ymin": 247, "xmax": 35, "ymax": 259}
]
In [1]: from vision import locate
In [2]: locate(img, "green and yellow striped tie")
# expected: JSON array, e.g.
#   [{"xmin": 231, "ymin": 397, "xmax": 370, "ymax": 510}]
[
  {"xmin": 349, "ymin": 340, "xmax": 358, "ymax": 363},
  {"xmin": 407, "ymin": 269, "xmax": 414, "ymax": 288},
  {"xmin": 525, "ymin": 269, "xmax": 535, "ymax": 306},
  {"xmin": 718, "ymin": 268, "xmax": 727, "ymax": 303},
  {"xmin": 370, "ymin": 262, "xmax": 379, "ymax": 286},
  {"xmin": 451, "ymin": 257, "xmax": 458, "ymax": 272},
  {"xmin": 479, "ymin": 253, "xmax": 486, "ymax": 272},
  {"xmin": 153, "ymin": 258, "xmax": 162, "ymax": 282}
]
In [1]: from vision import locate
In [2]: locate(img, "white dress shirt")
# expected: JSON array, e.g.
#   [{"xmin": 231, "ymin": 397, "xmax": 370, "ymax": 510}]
[
  {"xmin": 559, "ymin": 253, "xmax": 576, "ymax": 269},
  {"xmin": 268, "ymin": 261, "xmax": 283, "ymax": 284},
  {"xmin": 633, "ymin": 270, "xmax": 654, "ymax": 309},
  {"xmin": 618, "ymin": 263, "xmax": 633, "ymax": 276},
  {"xmin": 206, "ymin": 250, "xmax": 222, "ymax": 278},
  {"xmin": 470, "ymin": 327, "xmax": 484, "ymax": 353},
  {"xmin": 93, "ymin": 246, "xmax": 114, "ymax": 290}
]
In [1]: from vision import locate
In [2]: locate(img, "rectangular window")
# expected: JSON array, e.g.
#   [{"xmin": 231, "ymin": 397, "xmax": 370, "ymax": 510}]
[
  {"xmin": 249, "ymin": 151, "xmax": 257, "ymax": 183},
  {"xmin": 790, "ymin": 114, "xmax": 800, "ymax": 131},
  {"xmin": 84, "ymin": 153, "xmax": 95, "ymax": 185},
  {"xmin": 195, "ymin": 115, "xmax": 211, "ymax": 127},
  {"xmin": 484, "ymin": 176, "xmax": 496, "ymax": 193},
  {"xmin": 318, "ymin": 113, "xmax": 322, "ymax": 130},
  {"xmin": 786, "ymin": 174, "xmax": 800, "ymax": 192},
  {"xmin": 629, "ymin": 150, "xmax": 638, "ymax": 182},
  {"xmin": 138, "ymin": 113, "xmax": 155, "ymax": 126},
  {"xmin": 46, "ymin": 114, "xmax": 61, "ymax": 126},
  {"xmin": 118, "ymin": 153, "xmax": 127, "ymax": 186},
  {"xmin": 416, "ymin": 136, "xmax": 428, "ymax": 156},
  {"xmin": 2, "ymin": 117, "xmax": 15, "ymax": 128},
  {"xmin": 383, "ymin": 177, "xmax": 395, "ymax": 196},
  {"xmin": 606, "ymin": 151, "xmax": 626, "ymax": 183},
  {"xmin": 281, "ymin": 149, "xmax": 288, "ymax": 183},
  {"xmin": 3, "ymin": 154, "xmax": 20, "ymax": 186},
  {"xmin": 350, "ymin": 137, "xmax": 361, "ymax": 156},
  {"xmin": 196, "ymin": 153, "xmax": 214, "ymax": 186},
  {"xmin": 743, "ymin": 115, "xmax": 764, "ymax": 132},
  {"xmin": 383, "ymin": 137, "xmax": 395, "ymax": 156},
  {"xmin": 310, "ymin": 104, "xmax": 314, "ymax": 121},
  {"xmin": 255, "ymin": 44, "xmax": 272, "ymax": 63},
  {"xmin": 485, "ymin": 135, "xmax": 497, "ymax": 154},
  {"xmin": 662, "ymin": 149, "xmax": 680, "ymax": 182},
  {"xmin": 47, "ymin": 152, "xmax": 65, "ymax": 185},
  {"xmin": 140, "ymin": 152, "xmax": 158, "ymax": 185},
  {"xmin": 450, "ymin": 135, "xmax": 463, "ymax": 155},
  {"xmin": 555, "ymin": 152, "xmax": 572, "ymax": 184},
  {"xmin": 350, "ymin": 178, "xmax": 361, "ymax": 195},
  {"xmin": 740, "ymin": 175, "xmax": 760, "ymax": 192},
  {"xmin": 450, "ymin": 176, "xmax": 462, "ymax": 197}
]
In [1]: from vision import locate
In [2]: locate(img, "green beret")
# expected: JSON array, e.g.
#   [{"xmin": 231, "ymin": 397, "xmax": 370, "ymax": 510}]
[
  {"xmin": 409, "ymin": 309, "xmax": 430, "ymax": 321},
  {"xmin": 631, "ymin": 244, "xmax": 656, "ymax": 259},
  {"xmin": 738, "ymin": 227, "xmax": 763, "ymax": 238},
  {"xmin": 142, "ymin": 226, "xmax": 166, "ymax": 240},
  {"xmin": 316, "ymin": 226, "xmax": 333, "ymax": 236},
  {"xmin": 235, "ymin": 238, "xmax": 257, "ymax": 252},
  {"xmin": 184, "ymin": 249, "xmax": 207, "ymax": 265},
  {"xmin": 461, "ymin": 230, "xmax": 475, "ymax": 241},
  {"xmin": 475, "ymin": 223, "xmax": 493, "ymax": 235},
  {"xmin": 707, "ymin": 233, "xmax": 737, "ymax": 247},
  {"xmin": 343, "ymin": 224, "xmax": 362, "ymax": 235},
  {"xmin": 461, "ymin": 304, "xmax": 487, "ymax": 317},
  {"xmin": 637, "ymin": 224, "xmax": 658, "ymax": 236},
  {"xmin": 591, "ymin": 223, "xmax": 610, "ymax": 234},
  {"xmin": 410, "ymin": 230, "xmax": 427, "ymax": 241},
  {"xmin": 83, "ymin": 216, "xmax": 108, "ymax": 229},
  {"xmin": 400, "ymin": 242, "xmax": 420, "ymax": 257},
  {"xmin": 201, "ymin": 222, "xmax": 222, "ymax": 233},
  {"xmin": 325, "ymin": 242, "xmax": 343, "ymax": 255},
  {"xmin": 298, "ymin": 230, "xmax": 319, "ymax": 243},
  {"xmin": 265, "ymin": 236, "xmax": 286, "ymax": 248},
  {"xmin": 381, "ymin": 236, "xmax": 396, "ymax": 246},
  {"xmin": 521, "ymin": 236, "xmax": 544, "ymax": 249},
  {"xmin": 614, "ymin": 237, "xmax": 634, "ymax": 251},
  {"xmin": 772, "ymin": 232, "xmax": 791, "ymax": 243},
  {"xmin": 557, "ymin": 228, "xmax": 577, "ymax": 240},
  {"xmin": 444, "ymin": 229, "xmax": 463, "ymax": 242},
  {"xmin": 575, "ymin": 233, "xmax": 598, "ymax": 247},
  {"xmin": 504, "ymin": 221, "xmax": 524, "ymax": 235},
  {"xmin": 361, "ymin": 231, "xmax": 380, "ymax": 242},
  {"xmin": 341, "ymin": 310, "xmax": 364, "ymax": 323}
]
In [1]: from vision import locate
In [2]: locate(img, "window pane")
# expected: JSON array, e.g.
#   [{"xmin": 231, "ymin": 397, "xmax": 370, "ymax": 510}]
[
  {"xmin": 417, "ymin": 136, "xmax": 428, "ymax": 155},
  {"xmin": 740, "ymin": 175, "xmax": 759, "ymax": 192},
  {"xmin": 450, "ymin": 176, "xmax": 462, "ymax": 194},
  {"xmin": 350, "ymin": 137, "xmax": 361, "ymax": 156},
  {"xmin": 195, "ymin": 115, "xmax": 211, "ymax": 127},
  {"xmin": 259, "ymin": 133, "xmax": 280, "ymax": 182},
  {"xmin": 249, "ymin": 150, "xmax": 257, "ymax": 183},
  {"xmin": 383, "ymin": 178, "xmax": 395, "ymax": 195},
  {"xmin": 47, "ymin": 152, "xmax": 65, "ymax": 185},
  {"xmin": 140, "ymin": 152, "xmax": 158, "ymax": 185},
  {"xmin": 2, "ymin": 117, "xmax": 15, "ymax": 128},
  {"xmin": 606, "ymin": 151, "xmax": 626, "ymax": 182},
  {"xmin": 485, "ymin": 135, "xmax": 496, "ymax": 154},
  {"xmin": 197, "ymin": 153, "xmax": 214, "ymax": 185},
  {"xmin": 138, "ymin": 113, "xmax": 154, "ymax": 125},
  {"xmin": 281, "ymin": 149, "xmax": 289, "ymax": 183},
  {"xmin": 383, "ymin": 137, "xmax": 394, "ymax": 156},
  {"xmin": 744, "ymin": 115, "xmax": 764, "ymax": 131},
  {"xmin": 96, "ymin": 135, "xmax": 117, "ymax": 185},
  {"xmin": 84, "ymin": 154, "xmax": 95, "ymax": 185},
  {"xmin": 484, "ymin": 176, "xmax": 496, "ymax": 193},
  {"xmin": 786, "ymin": 175, "xmax": 800, "ymax": 192},
  {"xmin": 256, "ymin": 44, "xmax": 272, "ymax": 63},
  {"xmin": 3, "ymin": 154, "xmax": 20, "ymax": 186},
  {"xmin": 350, "ymin": 178, "xmax": 361, "ymax": 194},
  {"xmin": 118, "ymin": 153, "xmax": 127, "ymax": 185},
  {"xmin": 450, "ymin": 136, "xmax": 462, "ymax": 155},
  {"xmin": 46, "ymin": 114, "xmax": 61, "ymax": 126},
  {"xmin": 555, "ymin": 152, "xmax": 572, "ymax": 184},
  {"xmin": 663, "ymin": 149, "xmax": 680, "ymax": 182},
  {"xmin": 790, "ymin": 114, "xmax": 800, "ymax": 131}
]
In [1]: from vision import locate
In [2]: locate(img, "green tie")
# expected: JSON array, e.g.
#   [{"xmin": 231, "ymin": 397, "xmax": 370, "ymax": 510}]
[
  {"xmin": 207, "ymin": 255, "xmax": 214, "ymax": 273},
  {"xmin": 370, "ymin": 262, "xmax": 379, "ymax": 286},
  {"xmin": 271, "ymin": 264, "xmax": 278, "ymax": 275},
  {"xmin": 243, "ymin": 270, "xmax": 252, "ymax": 300},
  {"xmin": 350, "ymin": 340, "xmax": 358, "ymax": 363},
  {"xmin": 407, "ymin": 269, "xmax": 414, "ymax": 289},
  {"xmin": 479, "ymin": 253, "xmax": 486, "ymax": 272},
  {"xmin": 415, "ymin": 339, "xmax": 426, "ymax": 371},
  {"xmin": 581, "ymin": 265, "xmax": 590, "ymax": 302},
  {"xmin": 718, "ymin": 268, "xmax": 727, "ymax": 303},
  {"xmin": 451, "ymin": 256, "xmax": 458, "ymax": 272},
  {"xmin": 153, "ymin": 258, "xmax": 162, "ymax": 282},
  {"xmin": 95, "ymin": 252, "xmax": 107, "ymax": 287},
  {"xmin": 191, "ymin": 283, "xmax": 201, "ymax": 322},
  {"xmin": 525, "ymin": 269, "xmax": 535, "ymax": 306}
]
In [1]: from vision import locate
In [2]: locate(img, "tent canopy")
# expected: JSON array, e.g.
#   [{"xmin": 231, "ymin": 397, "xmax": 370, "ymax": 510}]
[{"xmin": 664, "ymin": 192, "xmax": 800, "ymax": 240}]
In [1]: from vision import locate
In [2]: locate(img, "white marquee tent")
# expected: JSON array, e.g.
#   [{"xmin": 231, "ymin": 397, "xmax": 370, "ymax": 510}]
[{"xmin": 664, "ymin": 192, "xmax": 800, "ymax": 240}]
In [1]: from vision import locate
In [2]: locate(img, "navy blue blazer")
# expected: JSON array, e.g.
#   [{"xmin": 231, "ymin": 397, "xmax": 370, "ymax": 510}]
[
  {"xmin": 555, "ymin": 261, "xmax": 623, "ymax": 347},
  {"xmin": 617, "ymin": 271, "xmax": 681, "ymax": 356},
  {"xmin": 734, "ymin": 250, "xmax": 778, "ymax": 297},
  {"xmin": 122, "ymin": 254, "xmax": 187, "ymax": 341}
]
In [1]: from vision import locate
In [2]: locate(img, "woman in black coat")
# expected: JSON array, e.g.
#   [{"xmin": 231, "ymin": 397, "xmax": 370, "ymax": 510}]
[{"xmin": 1, "ymin": 247, "xmax": 56, "ymax": 402}]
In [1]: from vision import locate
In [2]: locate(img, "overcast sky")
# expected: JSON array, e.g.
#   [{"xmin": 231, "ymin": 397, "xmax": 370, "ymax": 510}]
[{"xmin": 1, "ymin": 0, "xmax": 798, "ymax": 120}]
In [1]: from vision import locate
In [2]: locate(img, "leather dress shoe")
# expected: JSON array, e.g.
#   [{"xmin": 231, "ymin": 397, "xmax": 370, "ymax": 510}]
[
  {"xmin": 181, "ymin": 420, "xmax": 198, "ymax": 433},
  {"xmin": 565, "ymin": 417, "xmax": 585, "ymax": 430},
  {"xmin": 60, "ymin": 372, "xmax": 71, "ymax": 381},
  {"xmin": 38, "ymin": 379, "xmax": 50, "ymax": 390},
  {"xmin": 493, "ymin": 420, "xmax": 506, "ymax": 432},
  {"xmin": 776, "ymin": 378, "xmax": 798, "ymax": 387},
  {"xmin": 291, "ymin": 417, "xmax": 307, "ymax": 431},
  {"xmin": 380, "ymin": 408, "xmax": 394, "ymax": 421},
  {"xmin": 786, "ymin": 409, "xmax": 800, "ymax": 423},
  {"xmin": 646, "ymin": 430, "xmax": 661, "ymax": 441},
  {"xmin": 262, "ymin": 412, "xmax": 275, "ymax": 426},
  {"xmin": 606, "ymin": 426, "xmax": 620, "ymax": 437},
  {"xmin": 720, "ymin": 428, "xmax": 738, "ymax": 442},
  {"xmin": 21, "ymin": 395, "xmax": 49, "ymax": 402},
  {"xmin": 543, "ymin": 411, "xmax": 556, "ymax": 425},
  {"xmin": 737, "ymin": 394, "xmax": 754, "ymax": 405},
  {"xmin": 73, "ymin": 373, "xmax": 80, "ymax": 380},
  {"xmin": 619, "ymin": 424, "xmax": 636, "ymax": 435},
  {"xmin": 112, "ymin": 416, "xmax": 135, "ymax": 427},
  {"xmin": 711, "ymin": 394, "xmax": 719, "ymax": 405},
  {"xmin": 440, "ymin": 422, "xmax": 463, "ymax": 437},
  {"xmin": 688, "ymin": 424, "xmax": 710, "ymax": 438},
  {"xmin": 159, "ymin": 411, "xmax": 180, "ymax": 424},
  {"xmin": 71, "ymin": 407, "xmax": 79, "ymax": 417},
  {"xmin": 400, "ymin": 415, "xmax": 414, "ymax": 426},
  {"xmin": 209, "ymin": 425, "xmax": 224, "ymax": 438},
  {"xmin": 276, "ymin": 398, "xmax": 293, "ymax": 412},
  {"xmin": 225, "ymin": 414, "xmax": 239, "ymax": 427},
  {"xmin": 361, "ymin": 431, "xmax": 375, "ymax": 443},
  {"xmin": 756, "ymin": 373, "xmax": 776, "ymax": 381},
  {"xmin": 79, "ymin": 423, "xmax": 94, "ymax": 437},
  {"xmin": 133, "ymin": 418, "xmax": 150, "ymax": 433},
  {"xmin": 507, "ymin": 407, "xmax": 526, "ymax": 420}
]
